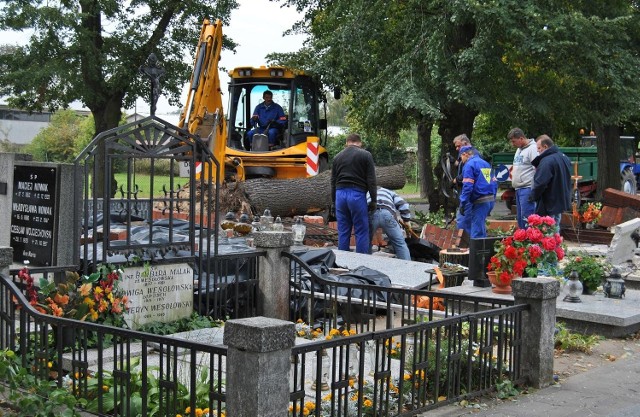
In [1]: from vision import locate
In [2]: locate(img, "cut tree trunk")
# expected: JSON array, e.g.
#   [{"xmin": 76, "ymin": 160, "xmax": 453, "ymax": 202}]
[{"xmin": 239, "ymin": 164, "xmax": 407, "ymax": 217}]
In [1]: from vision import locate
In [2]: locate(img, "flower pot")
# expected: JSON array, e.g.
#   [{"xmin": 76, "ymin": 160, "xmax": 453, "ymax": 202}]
[{"xmin": 486, "ymin": 271, "xmax": 512, "ymax": 294}]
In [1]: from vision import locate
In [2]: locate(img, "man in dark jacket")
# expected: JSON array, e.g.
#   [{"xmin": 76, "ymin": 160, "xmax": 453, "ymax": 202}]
[
  {"xmin": 529, "ymin": 135, "xmax": 572, "ymax": 227},
  {"xmin": 331, "ymin": 133, "xmax": 377, "ymax": 253}
]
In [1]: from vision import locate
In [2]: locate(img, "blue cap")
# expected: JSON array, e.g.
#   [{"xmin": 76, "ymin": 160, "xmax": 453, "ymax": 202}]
[{"xmin": 459, "ymin": 145, "xmax": 473, "ymax": 154}]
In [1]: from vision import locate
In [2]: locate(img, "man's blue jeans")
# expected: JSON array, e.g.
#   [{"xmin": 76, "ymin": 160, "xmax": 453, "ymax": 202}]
[
  {"xmin": 515, "ymin": 187, "xmax": 536, "ymax": 229},
  {"xmin": 370, "ymin": 209, "xmax": 411, "ymax": 260},
  {"xmin": 336, "ymin": 188, "xmax": 370, "ymax": 254}
]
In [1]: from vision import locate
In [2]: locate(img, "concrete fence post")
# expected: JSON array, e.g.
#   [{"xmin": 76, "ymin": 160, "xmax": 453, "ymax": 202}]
[
  {"xmin": 511, "ymin": 277, "xmax": 560, "ymax": 388},
  {"xmin": 254, "ymin": 231, "xmax": 293, "ymax": 320},
  {"xmin": 0, "ymin": 247, "xmax": 12, "ymax": 275},
  {"xmin": 224, "ymin": 316, "xmax": 295, "ymax": 417}
]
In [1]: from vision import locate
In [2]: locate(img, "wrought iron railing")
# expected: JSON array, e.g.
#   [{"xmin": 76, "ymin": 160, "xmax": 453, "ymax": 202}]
[
  {"xmin": 286, "ymin": 251, "xmax": 527, "ymax": 416},
  {"xmin": 1, "ymin": 268, "xmax": 227, "ymax": 417}
]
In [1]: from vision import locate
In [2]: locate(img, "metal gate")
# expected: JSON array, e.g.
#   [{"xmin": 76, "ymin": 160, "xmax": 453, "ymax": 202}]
[{"xmin": 73, "ymin": 116, "xmax": 233, "ymax": 310}]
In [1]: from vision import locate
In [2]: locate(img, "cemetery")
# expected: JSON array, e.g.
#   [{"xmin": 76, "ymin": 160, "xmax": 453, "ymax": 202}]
[{"xmin": 1, "ymin": 116, "xmax": 640, "ymax": 417}]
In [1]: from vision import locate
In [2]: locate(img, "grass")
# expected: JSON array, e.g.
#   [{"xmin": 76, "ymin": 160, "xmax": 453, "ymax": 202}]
[
  {"xmin": 113, "ymin": 173, "xmax": 183, "ymax": 198},
  {"xmin": 554, "ymin": 322, "xmax": 603, "ymax": 353},
  {"xmin": 398, "ymin": 180, "xmax": 421, "ymax": 197}
]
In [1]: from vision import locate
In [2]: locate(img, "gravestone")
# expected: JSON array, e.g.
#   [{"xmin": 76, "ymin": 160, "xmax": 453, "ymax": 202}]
[
  {"xmin": 468, "ymin": 236, "xmax": 502, "ymax": 287},
  {"xmin": 120, "ymin": 263, "xmax": 194, "ymax": 329},
  {"xmin": 0, "ymin": 156, "xmax": 77, "ymax": 267},
  {"xmin": 607, "ymin": 218, "xmax": 640, "ymax": 265}
]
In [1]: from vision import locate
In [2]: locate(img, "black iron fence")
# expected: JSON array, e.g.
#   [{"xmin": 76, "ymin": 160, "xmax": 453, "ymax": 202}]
[
  {"xmin": 1, "ymin": 267, "xmax": 228, "ymax": 417},
  {"xmin": 1, "ymin": 250, "xmax": 526, "ymax": 417},
  {"xmin": 286, "ymin": 251, "xmax": 527, "ymax": 416}
]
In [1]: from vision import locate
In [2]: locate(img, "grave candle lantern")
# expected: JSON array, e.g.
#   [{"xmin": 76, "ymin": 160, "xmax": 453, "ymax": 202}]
[{"xmin": 604, "ymin": 267, "xmax": 626, "ymax": 299}]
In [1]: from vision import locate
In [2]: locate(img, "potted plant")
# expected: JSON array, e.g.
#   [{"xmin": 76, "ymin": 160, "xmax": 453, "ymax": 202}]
[
  {"xmin": 487, "ymin": 214, "xmax": 566, "ymax": 293},
  {"xmin": 562, "ymin": 252, "xmax": 610, "ymax": 293}
]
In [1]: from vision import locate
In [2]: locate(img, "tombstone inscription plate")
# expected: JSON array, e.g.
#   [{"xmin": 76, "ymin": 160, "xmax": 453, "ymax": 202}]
[
  {"xmin": 121, "ymin": 263, "xmax": 194, "ymax": 329},
  {"xmin": 10, "ymin": 166, "xmax": 58, "ymax": 266}
]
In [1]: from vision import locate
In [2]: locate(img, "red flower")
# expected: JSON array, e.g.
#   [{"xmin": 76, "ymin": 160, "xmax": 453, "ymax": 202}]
[
  {"xmin": 526, "ymin": 227, "xmax": 543, "ymax": 243},
  {"xmin": 504, "ymin": 245, "xmax": 518, "ymax": 259},
  {"xmin": 541, "ymin": 237, "xmax": 557, "ymax": 251},
  {"xmin": 489, "ymin": 212, "xmax": 566, "ymax": 278},
  {"xmin": 513, "ymin": 229, "xmax": 527, "ymax": 241}
]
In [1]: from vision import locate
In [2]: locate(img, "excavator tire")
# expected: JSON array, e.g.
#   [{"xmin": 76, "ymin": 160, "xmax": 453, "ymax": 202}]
[
  {"xmin": 245, "ymin": 166, "xmax": 276, "ymax": 178},
  {"xmin": 621, "ymin": 168, "xmax": 637, "ymax": 195}
]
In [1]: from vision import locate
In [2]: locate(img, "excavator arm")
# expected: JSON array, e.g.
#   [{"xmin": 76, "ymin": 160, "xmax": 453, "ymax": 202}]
[{"xmin": 178, "ymin": 19, "xmax": 227, "ymax": 172}]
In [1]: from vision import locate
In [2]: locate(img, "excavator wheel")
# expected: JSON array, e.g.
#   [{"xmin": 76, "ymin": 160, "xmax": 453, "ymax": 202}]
[
  {"xmin": 245, "ymin": 166, "xmax": 276, "ymax": 178},
  {"xmin": 621, "ymin": 168, "xmax": 637, "ymax": 195}
]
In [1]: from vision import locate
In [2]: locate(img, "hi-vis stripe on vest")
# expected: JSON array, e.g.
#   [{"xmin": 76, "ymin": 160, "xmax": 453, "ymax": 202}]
[{"xmin": 306, "ymin": 138, "xmax": 319, "ymax": 177}]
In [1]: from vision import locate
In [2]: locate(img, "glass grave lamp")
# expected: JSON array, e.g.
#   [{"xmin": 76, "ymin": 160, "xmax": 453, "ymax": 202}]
[
  {"xmin": 260, "ymin": 208, "xmax": 274, "ymax": 230},
  {"xmin": 292, "ymin": 216, "xmax": 306, "ymax": 245},
  {"xmin": 604, "ymin": 267, "xmax": 626, "ymax": 299},
  {"xmin": 272, "ymin": 216, "xmax": 284, "ymax": 232},
  {"xmin": 563, "ymin": 270, "xmax": 583, "ymax": 303}
]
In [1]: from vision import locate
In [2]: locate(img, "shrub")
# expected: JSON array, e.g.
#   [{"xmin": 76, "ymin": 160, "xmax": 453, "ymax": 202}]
[{"xmin": 562, "ymin": 252, "xmax": 610, "ymax": 292}]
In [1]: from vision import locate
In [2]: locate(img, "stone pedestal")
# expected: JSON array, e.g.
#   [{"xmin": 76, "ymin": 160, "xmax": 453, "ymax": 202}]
[
  {"xmin": 512, "ymin": 277, "xmax": 560, "ymax": 388},
  {"xmin": 254, "ymin": 231, "xmax": 293, "ymax": 320},
  {"xmin": 224, "ymin": 316, "xmax": 295, "ymax": 417}
]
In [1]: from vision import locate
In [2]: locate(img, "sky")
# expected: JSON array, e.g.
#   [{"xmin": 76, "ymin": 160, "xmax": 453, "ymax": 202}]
[{"xmin": 0, "ymin": 0, "xmax": 307, "ymax": 118}]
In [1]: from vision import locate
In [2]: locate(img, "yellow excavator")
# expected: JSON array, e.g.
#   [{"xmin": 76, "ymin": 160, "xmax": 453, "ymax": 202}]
[{"xmin": 178, "ymin": 18, "xmax": 330, "ymax": 182}]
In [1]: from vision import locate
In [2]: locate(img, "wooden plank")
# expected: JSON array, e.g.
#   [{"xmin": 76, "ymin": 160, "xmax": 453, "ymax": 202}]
[
  {"xmin": 598, "ymin": 206, "xmax": 621, "ymax": 228},
  {"xmin": 602, "ymin": 188, "xmax": 640, "ymax": 210},
  {"xmin": 561, "ymin": 227, "xmax": 614, "ymax": 245}
]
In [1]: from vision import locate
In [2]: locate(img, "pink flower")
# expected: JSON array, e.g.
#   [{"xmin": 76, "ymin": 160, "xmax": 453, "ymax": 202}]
[
  {"xmin": 555, "ymin": 246, "xmax": 565, "ymax": 260},
  {"xmin": 527, "ymin": 214, "xmax": 543, "ymax": 226},
  {"xmin": 542, "ymin": 216, "xmax": 556, "ymax": 226}
]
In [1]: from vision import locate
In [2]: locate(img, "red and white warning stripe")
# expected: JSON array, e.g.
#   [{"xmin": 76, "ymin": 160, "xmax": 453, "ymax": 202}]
[{"xmin": 306, "ymin": 138, "xmax": 319, "ymax": 177}]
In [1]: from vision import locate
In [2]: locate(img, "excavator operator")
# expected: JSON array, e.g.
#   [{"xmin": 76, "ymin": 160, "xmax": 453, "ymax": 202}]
[{"xmin": 245, "ymin": 90, "xmax": 286, "ymax": 149}]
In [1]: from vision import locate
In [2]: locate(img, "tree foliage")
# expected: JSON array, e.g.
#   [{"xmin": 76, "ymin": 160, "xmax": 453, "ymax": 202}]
[
  {"xmin": 0, "ymin": 0, "xmax": 238, "ymax": 194},
  {"xmin": 274, "ymin": 0, "xmax": 640, "ymax": 202},
  {"xmin": 25, "ymin": 110, "xmax": 94, "ymax": 163}
]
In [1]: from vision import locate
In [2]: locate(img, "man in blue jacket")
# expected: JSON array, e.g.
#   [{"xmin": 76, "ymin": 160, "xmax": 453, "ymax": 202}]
[
  {"xmin": 458, "ymin": 146, "xmax": 498, "ymax": 238},
  {"xmin": 246, "ymin": 90, "xmax": 286, "ymax": 148},
  {"xmin": 529, "ymin": 135, "xmax": 572, "ymax": 228}
]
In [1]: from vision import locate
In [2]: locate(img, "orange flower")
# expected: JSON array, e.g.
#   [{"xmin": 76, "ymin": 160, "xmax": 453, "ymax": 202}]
[{"xmin": 79, "ymin": 283, "xmax": 93, "ymax": 297}]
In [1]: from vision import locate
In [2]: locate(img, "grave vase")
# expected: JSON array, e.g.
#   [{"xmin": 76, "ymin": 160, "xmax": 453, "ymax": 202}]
[{"xmin": 312, "ymin": 349, "xmax": 330, "ymax": 391}]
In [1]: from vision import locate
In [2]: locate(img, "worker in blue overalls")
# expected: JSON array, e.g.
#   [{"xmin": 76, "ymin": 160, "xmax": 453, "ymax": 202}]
[
  {"xmin": 458, "ymin": 146, "xmax": 498, "ymax": 238},
  {"xmin": 246, "ymin": 90, "xmax": 286, "ymax": 148}
]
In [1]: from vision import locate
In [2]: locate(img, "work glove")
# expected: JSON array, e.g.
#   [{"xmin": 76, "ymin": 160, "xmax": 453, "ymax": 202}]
[{"xmin": 459, "ymin": 204, "xmax": 466, "ymax": 216}]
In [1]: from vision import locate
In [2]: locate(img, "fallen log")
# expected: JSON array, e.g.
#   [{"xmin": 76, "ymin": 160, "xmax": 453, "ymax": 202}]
[{"xmin": 239, "ymin": 164, "xmax": 407, "ymax": 217}]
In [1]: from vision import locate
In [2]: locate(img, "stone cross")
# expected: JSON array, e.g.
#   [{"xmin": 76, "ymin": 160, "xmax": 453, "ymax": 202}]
[{"xmin": 139, "ymin": 53, "xmax": 165, "ymax": 116}]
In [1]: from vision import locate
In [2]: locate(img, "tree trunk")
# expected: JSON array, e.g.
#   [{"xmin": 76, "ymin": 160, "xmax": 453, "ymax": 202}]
[
  {"xmin": 239, "ymin": 164, "xmax": 406, "ymax": 216},
  {"xmin": 90, "ymin": 96, "xmax": 124, "ymax": 197},
  {"xmin": 435, "ymin": 102, "xmax": 479, "ymax": 215},
  {"xmin": 417, "ymin": 118, "xmax": 433, "ymax": 201},
  {"xmin": 595, "ymin": 124, "xmax": 622, "ymax": 199}
]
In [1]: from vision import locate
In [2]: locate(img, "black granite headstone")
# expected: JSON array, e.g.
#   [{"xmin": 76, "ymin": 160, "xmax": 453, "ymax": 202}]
[
  {"xmin": 468, "ymin": 236, "xmax": 503, "ymax": 287},
  {"xmin": 10, "ymin": 165, "xmax": 58, "ymax": 266}
]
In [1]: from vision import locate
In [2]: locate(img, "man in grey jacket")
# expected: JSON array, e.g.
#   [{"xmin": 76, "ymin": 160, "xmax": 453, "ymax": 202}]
[{"xmin": 507, "ymin": 128, "xmax": 539, "ymax": 229}]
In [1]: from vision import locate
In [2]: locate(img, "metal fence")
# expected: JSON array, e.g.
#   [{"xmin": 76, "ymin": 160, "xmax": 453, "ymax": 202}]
[
  {"xmin": 286, "ymin": 251, "xmax": 527, "ymax": 416},
  {"xmin": 1, "ymin": 250, "xmax": 526, "ymax": 417},
  {"xmin": 1, "ymin": 267, "xmax": 228, "ymax": 417}
]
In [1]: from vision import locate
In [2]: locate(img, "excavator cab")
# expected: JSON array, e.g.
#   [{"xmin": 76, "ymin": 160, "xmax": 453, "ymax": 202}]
[
  {"xmin": 179, "ymin": 19, "xmax": 329, "ymax": 182},
  {"xmin": 226, "ymin": 68, "xmax": 327, "ymax": 151}
]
